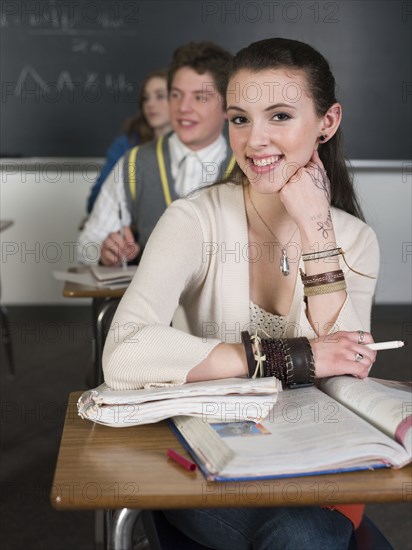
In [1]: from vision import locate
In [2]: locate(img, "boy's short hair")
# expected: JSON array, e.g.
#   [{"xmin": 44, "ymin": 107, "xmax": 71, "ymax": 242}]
[{"xmin": 168, "ymin": 41, "xmax": 232, "ymax": 101}]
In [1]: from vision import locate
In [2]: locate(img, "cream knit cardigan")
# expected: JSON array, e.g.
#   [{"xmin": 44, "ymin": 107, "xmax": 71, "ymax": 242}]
[{"xmin": 103, "ymin": 183, "xmax": 379, "ymax": 390}]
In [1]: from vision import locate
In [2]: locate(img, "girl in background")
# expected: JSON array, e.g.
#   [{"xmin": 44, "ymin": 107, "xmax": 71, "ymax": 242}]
[{"xmin": 86, "ymin": 68, "xmax": 171, "ymax": 213}]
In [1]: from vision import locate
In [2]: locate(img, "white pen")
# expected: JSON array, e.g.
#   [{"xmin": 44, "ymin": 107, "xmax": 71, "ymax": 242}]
[
  {"xmin": 365, "ymin": 341, "xmax": 405, "ymax": 351},
  {"xmin": 118, "ymin": 206, "xmax": 128, "ymax": 269}
]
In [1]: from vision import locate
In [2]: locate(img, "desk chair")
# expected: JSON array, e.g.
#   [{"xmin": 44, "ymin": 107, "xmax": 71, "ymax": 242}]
[
  {"xmin": 92, "ymin": 297, "xmax": 120, "ymax": 385},
  {"xmin": 108, "ymin": 509, "xmax": 393, "ymax": 550}
]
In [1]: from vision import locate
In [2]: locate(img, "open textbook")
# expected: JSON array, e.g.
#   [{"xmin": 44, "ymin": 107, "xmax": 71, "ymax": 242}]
[
  {"xmin": 77, "ymin": 377, "xmax": 282, "ymax": 426},
  {"xmin": 171, "ymin": 376, "xmax": 411, "ymax": 481}
]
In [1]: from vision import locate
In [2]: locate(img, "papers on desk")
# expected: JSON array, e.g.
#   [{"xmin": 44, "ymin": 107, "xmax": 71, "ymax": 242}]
[
  {"xmin": 53, "ymin": 265, "xmax": 137, "ymax": 288},
  {"xmin": 77, "ymin": 377, "xmax": 282, "ymax": 427},
  {"xmin": 90, "ymin": 265, "xmax": 137, "ymax": 284}
]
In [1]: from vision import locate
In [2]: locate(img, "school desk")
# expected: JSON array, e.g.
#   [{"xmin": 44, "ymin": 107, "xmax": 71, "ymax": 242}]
[{"xmin": 51, "ymin": 392, "xmax": 411, "ymax": 548}]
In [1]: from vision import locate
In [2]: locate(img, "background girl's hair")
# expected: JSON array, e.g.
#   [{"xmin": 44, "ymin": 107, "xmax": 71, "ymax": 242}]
[
  {"xmin": 122, "ymin": 68, "xmax": 169, "ymax": 145},
  {"xmin": 227, "ymin": 37, "xmax": 364, "ymax": 220}
]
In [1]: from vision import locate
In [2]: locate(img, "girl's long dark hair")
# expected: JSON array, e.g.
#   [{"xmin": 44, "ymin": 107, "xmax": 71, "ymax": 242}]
[
  {"xmin": 122, "ymin": 68, "xmax": 169, "ymax": 145},
  {"xmin": 226, "ymin": 38, "xmax": 364, "ymax": 220}
]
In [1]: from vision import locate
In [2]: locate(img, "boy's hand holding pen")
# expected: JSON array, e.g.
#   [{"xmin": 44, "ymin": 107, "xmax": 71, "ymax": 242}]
[
  {"xmin": 101, "ymin": 228, "xmax": 140, "ymax": 267},
  {"xmin": 118, "ymin": 225, "xmax": 140, "ymax": 268},
  {"xmin": 100, "ymin": 206, "xmax": 140, "ymax": 266}
]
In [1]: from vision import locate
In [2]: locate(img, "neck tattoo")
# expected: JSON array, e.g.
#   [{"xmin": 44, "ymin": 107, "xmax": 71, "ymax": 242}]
[{"xmin": 247, "ymin": 186, "xmax": 299, "ymax": 276}]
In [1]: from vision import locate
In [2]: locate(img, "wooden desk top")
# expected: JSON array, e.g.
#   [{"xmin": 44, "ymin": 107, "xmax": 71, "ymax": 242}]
[
  {"xmin": 51, "ymin": 392, "xmax": 412, "ymax": 511},
  {"xmin": 63, "ymin": 267, "xmax": 126, "ymax": 299}
]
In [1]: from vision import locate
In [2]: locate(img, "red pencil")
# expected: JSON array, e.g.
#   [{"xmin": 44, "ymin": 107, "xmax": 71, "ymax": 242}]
[{"xmin": 167, "ymin": 448, "xmax": 197, "ymax": 472}]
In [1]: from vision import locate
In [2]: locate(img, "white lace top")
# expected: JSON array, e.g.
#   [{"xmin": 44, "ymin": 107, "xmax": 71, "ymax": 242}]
[{"xmin": 249, "ymin": 301, "xmax": 287, "ymax": 338}]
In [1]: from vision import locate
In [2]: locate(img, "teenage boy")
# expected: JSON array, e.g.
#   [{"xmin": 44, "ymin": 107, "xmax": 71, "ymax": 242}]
[{"xmin": 78, "ymin": 42, "xmax": 234, "ymax": 265}]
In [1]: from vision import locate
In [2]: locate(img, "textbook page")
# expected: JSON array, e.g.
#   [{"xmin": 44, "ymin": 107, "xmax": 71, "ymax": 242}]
[
  {"xmin": 173, "ymin": 385, "xmax": 411, "ymax": 480},
  {"xmin": 319, "ymin": 376, "xmax": 412, "ymax": 453}
]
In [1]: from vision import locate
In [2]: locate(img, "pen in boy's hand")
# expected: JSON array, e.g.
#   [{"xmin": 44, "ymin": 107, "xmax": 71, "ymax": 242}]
[
  {"xmin": 118, "ymin": 206, "xmax": 128, "ymax": 269},
  {"xmin": 167, "ymin": 448, "xmax": 197, "ymax": 472},
  {"xmin": 365, "ymin": 341, "xmax": 405, "ymax": 351}
]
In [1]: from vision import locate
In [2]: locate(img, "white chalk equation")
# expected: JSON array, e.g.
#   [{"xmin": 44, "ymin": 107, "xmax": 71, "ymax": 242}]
[
  {"xmin": 2, "ymin": 66, "xmax": 137, "ymax": 103},
  {"xmin": 0, "ymin": 1, "xmax": 139, "ymax": 29}
]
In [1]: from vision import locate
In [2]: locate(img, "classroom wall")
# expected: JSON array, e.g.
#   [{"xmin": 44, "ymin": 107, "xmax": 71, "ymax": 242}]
[{"xmin": 1, "ymin": 160, "xmax": 411, "ymax": 305}]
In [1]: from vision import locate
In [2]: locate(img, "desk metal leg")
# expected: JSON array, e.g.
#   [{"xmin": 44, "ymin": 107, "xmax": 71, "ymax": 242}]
[{"xmin": 106, "ymin": 508, "xmax": 149, "ymax": 550}]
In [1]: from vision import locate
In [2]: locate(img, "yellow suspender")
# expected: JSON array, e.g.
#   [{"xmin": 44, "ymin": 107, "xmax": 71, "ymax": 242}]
[
  {"xmin": 129, "ymin": 142, "xmax": 235, "ymax": 204},
  {"xmin": 156, "ymin": 136, "xmax": 172, "ymax": 206},
  {"xmin": 224, "ymin": 154, "xmax": 236, "ymax": 178},
  {"xmin": 128, "ymin": 146, "xmax": 139, "ymax": 201}
]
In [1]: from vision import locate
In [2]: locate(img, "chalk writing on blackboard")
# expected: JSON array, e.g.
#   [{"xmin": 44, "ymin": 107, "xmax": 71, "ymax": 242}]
[
  {"xmin": 0, "ymin": 1, "xmax": 139, "ymax": 29},
  {"xmin": 3, "ymin": 66, "xmax": 136, "ymax": 104}
]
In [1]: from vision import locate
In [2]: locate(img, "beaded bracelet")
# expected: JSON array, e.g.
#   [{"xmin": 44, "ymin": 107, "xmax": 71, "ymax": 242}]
[{"xmin": 260, "ymin": 338, "xmax": 287, "ymax": 385}]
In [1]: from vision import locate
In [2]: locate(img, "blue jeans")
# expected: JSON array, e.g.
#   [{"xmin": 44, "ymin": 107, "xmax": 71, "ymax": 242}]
[{"xmin": 163, "ymin": 506, "xmax": 353, "ymax": 549}]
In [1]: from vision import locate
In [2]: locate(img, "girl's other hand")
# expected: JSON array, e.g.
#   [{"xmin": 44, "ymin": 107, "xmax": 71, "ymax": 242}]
[{"xmin": 310, "ymin": 331, "xmax": 377, "ymax": 379}]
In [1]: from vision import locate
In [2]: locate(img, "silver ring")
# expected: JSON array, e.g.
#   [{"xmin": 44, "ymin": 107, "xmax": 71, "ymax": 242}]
[
  {"xmin": 355, "ymin": 352, "xmax": 364, "ymax": 362},
  {"xmin": 357, "ymin": 330, "xmax": 365, "ymax": 344}
]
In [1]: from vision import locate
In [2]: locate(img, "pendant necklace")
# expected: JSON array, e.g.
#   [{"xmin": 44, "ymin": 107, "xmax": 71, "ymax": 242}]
[{"xmin": 247, "ymin": 186, "xmax": 299, "ymax": 277}]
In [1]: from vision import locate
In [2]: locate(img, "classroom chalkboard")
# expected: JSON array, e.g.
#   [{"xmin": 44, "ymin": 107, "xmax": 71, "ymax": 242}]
[{"xmin": 1, "ymin": 0, "xmax": 411, "ymax": 159}]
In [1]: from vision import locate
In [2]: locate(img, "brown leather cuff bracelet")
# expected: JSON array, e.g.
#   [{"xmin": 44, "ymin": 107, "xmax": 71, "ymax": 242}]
[{"xmin": 283, "ymin": 337, "xmax": 316, "ymax": 388}]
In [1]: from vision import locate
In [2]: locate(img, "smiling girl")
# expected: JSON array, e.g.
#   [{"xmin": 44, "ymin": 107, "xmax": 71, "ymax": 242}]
[{"xmin": 103, "ymin": 38, "xmax": 380, "ymax": 547}]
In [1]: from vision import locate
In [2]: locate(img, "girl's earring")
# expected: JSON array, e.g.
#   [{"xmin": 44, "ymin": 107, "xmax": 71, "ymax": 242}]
[{"xmin": 319, "ymin": 135, "xmax": 327, "ymax": 142}]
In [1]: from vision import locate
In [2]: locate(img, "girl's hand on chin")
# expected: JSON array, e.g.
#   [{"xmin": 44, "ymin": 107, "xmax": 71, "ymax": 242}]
[{"xmin": 279, "ymin": 150, "xmax": 331, "ymax": 227}]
